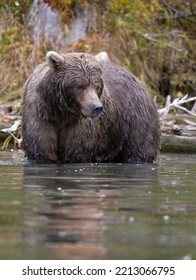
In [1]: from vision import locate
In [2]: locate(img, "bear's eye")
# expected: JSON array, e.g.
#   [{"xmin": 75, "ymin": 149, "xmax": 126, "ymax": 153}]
[
  {"xmin": 95, "ymin": 84, "xmax": 103, "ymax": 94},
  {"xmin": 96, "ymin": 85, "xmax": 100, "ymax": 92},
  {"xmin": 77, "ymin": 84, "xmax": 86, "ymax": 91}
]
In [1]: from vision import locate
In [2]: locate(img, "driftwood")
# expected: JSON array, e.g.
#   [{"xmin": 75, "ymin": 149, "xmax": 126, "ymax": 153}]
[
  {"xmin": 158, "ymin": 95, "xmax": 196, "ymax": 119},
  {"xmin": 158, "ymin": 95, "xmax": 196, "ymax": 153},
  {"xmin": 0, "ymin": 117, "xmax": 22, "ymax": 149}
]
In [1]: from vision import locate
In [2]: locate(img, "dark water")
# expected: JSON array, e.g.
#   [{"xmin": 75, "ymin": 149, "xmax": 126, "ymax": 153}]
[{"xmin": 0, "ymin": 150, "xmax": 195, "ymax": 260}]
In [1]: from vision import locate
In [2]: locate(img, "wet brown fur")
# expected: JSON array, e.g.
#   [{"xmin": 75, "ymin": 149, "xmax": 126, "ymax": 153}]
[{"xmin": 22, "ymin": 52, "xmax": 160, "ymax": 163}]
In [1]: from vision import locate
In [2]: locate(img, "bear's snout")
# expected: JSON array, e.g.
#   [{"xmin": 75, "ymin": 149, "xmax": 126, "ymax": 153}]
[
  {"xmin": 90, "ymin": 102, "xmax": 103, "ymax": 118},
  {"xmin": 82, "ymin": 100, "xmax": 103, "ymax": 119},
  {"xmin": 80, "ymin": 87, "xmax": 103, "ymax": 119}
]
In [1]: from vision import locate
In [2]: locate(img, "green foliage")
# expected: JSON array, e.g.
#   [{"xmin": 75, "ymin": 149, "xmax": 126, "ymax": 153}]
[
  {"xmin": 109, "ymin": 0, "xmax": 161, "ymax": 27},
  {"xmin": 0, "ymin": 0, "xmax": 33, "ymax": 20},
  {"xmin": 101, "ymin": 0, "xmax": 196, "ymax": 99}
]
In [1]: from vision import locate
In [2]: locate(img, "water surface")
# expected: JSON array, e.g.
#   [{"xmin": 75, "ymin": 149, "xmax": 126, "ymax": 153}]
[{"xmin": 0, "ymin": 150, "xmax": 195, "ymax": 260}]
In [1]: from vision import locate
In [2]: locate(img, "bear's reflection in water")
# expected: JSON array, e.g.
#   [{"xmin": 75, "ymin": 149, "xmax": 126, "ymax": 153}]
[{"xmin": 22, "ymin": 163, "xmax": 158, "ymax": 259}]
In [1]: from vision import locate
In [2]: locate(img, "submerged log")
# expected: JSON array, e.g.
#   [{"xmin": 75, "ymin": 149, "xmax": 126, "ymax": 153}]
[{"xmin": 161, "ymin": 134, "xmax": 196, "ymax": 153}]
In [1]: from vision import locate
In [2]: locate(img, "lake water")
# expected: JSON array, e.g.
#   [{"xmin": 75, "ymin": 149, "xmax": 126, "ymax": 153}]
[{"xmin": 0, "ymin": 150, "xmax": 195, "ymax": 260}]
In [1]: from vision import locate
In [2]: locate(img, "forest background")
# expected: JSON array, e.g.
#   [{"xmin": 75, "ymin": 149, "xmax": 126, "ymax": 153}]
[{"xmin": 0, "ymin": 0, "xmax": 195, "ymax": 115}]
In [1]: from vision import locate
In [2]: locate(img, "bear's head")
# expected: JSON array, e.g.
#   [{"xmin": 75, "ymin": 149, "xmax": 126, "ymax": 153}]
[{"xmin": 38, "ymin": 51, "xmax": 109, "ymax": 121}]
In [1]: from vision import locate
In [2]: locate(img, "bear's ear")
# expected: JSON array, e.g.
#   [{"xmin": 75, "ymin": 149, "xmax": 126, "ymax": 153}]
[
  {"xmin": 46, "ymin": 51, "xmax": 64, "ymax": 68},
  {"xmin": 95, "ymin": 52, "xmax": 109, "ymax": 64}
]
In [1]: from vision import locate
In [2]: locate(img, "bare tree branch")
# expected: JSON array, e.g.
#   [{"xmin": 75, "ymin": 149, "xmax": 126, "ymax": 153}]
[
  {"xmin": 139, "ymin": 32, "xmax": 185, "ymax": 52},
  {"xmin": 1, "ymin": 120, "xmax": 22, "ymax": 148},
  {"xmin": 158, "ymin": 95, "xmax": 196, "ymax": 120},
  {"xmin": 159, "ymin": 1, "xmax": 196, "ymax": 20}
]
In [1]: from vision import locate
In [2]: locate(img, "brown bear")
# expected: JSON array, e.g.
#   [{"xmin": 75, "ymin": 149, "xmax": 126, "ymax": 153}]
[{"xmin": 22, "ymin": 51, "xmax": 160, "ymax": 163}]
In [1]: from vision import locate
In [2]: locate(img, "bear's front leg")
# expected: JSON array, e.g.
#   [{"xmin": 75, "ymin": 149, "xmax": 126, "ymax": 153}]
[{"xmin": 22, "ymin": 118, "xmax": 59, "ymax": 163}]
